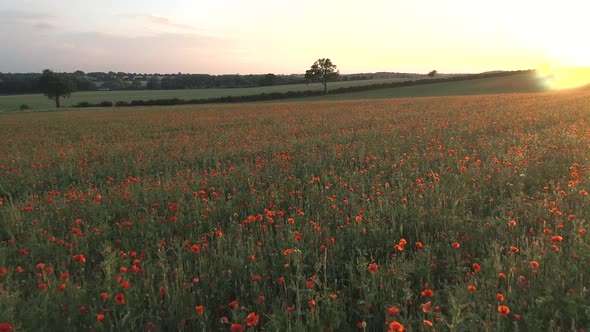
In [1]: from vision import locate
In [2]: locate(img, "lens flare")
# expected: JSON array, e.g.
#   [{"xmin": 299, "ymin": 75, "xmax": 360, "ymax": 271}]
[{"xmin": 537, "ymin": 65, "xmax": 590, "ymax": 90}]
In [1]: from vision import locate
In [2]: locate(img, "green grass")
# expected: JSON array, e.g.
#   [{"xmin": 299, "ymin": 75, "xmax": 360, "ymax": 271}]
[
  {"xmin": 300, "ymin": 72, "xmax": 545, "ymax": 101},
  {"xmin": 1, "ymin": 91, "xmax": 590, "ymax": 331},
  {"xmin": 0, "ymin": 73, "xmax": 544, "ymax": 112},
  {"xmin": 0, "ymin": 77, "xmax": 443, "ymax": 111}
]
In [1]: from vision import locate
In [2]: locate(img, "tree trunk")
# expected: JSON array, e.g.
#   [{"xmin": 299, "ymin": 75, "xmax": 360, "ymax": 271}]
[
  {"xmin": 323, "ymin": 83, "xmax": 327, "ymax": 95},
  {"xmin": 55, "ymin": 96, "xmax": 60, "ymax": 108}
]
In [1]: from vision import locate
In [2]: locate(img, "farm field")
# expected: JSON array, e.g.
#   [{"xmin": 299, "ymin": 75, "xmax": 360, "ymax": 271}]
[
  {"xmin": 1, "ymin": 90, "xmax": 590, "ymax": 331},
  {"xmin": 0, "ymin": 76, "xmax": 443, "ymax": 111},
  {"xmin": 300, "ymin": 72, "xmax": 545, "ymax": 101}
]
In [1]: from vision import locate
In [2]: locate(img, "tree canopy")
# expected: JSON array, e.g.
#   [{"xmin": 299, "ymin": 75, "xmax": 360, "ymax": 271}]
[
  {"xmin": 38, "ymin": 69, "xmax": 76, "ymax": 108},
  {"xmin": 305, "ymin": 58, "xmax": 339, "ymax": 95}
]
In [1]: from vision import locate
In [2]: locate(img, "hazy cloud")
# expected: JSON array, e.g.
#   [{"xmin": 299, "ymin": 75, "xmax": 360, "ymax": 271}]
[
  {"xmin": 33, "ymin": 22, "xmax": 56, "ymax": 30},
  {"xmin": 0, "ymin": 9, "xmax": 54, "ymax": 22},
  {"xmin": 146, "ymin": 15, "xmax": 198, "ymax": 31},
  {"xmin": 64, "ymin": 30, "xmax": 222, "ymax": 51},
  {"xmin": 0, "ymin": 27, "xmax": 240, "ymax": 73},
  {"xmin": 0, "ymin": 9, "xmax": 57, "ymax": 31}
]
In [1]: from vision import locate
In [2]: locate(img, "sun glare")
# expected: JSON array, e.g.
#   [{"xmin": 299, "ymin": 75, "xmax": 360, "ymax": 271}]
[{"xmin": 537, "ymin": 65, "xmax": 590, "ymax": 90}]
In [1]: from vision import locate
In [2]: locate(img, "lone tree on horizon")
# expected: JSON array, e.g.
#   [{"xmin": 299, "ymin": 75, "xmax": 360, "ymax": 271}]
[
  {"xmin": 38, "ymin": 69, "xmax": 76, "ymax": 108},
  {"xmin": 305, "ymin": 58, "xmax": 339, "ymax": 95}
]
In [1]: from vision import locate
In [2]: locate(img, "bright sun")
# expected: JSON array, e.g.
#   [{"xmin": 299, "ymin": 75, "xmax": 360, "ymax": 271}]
[
  {"xmin": 537, "ymin": 66, "xmax": 590, "ymax": 90},
  {"xmin": 534, "ymin": 29, "xmax": 590, "ymax": 90}
]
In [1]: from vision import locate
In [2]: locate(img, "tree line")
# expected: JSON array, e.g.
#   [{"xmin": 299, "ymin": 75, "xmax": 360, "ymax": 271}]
[
  {"xmin": 9, "ymin": 58, "xmax": 532, "ymax": 109},
  {"xmin": 0, "ymin": 72, "xmax": 309, "ymax": 94},
  {"xmin": 0, "ymin": 70, "xmax": 428, "ymax": 95},
  {"xmin": 73, "ymin": 69, "xmax": 533, "ymax": 109}
]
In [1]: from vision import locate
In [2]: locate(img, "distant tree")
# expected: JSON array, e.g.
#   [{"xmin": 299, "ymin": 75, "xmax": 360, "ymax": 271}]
[
  {"xmin": 305, "ymin": 58, "xmax": 339, "ymax": 95},
  {"xmin": 428, "ymin": 70, "xmax": 438, "ymax": 77},
  {"xmin": 74, "ymin": 76, "xmax": 97, "ymax": 91},
  {"xmin": 259, "ymin": 73, "xmax": 277, "ymax": 86},
  {"xmin": 146, "ymin": 77, "xmax": 161, "ymax": 90},
  {"xmin": 131, "ymin": 79, "xmax": 144, "ymax": 90},
  {"xmin": 102, "ymin": 77, "xmax": 127, "ymax": 90},
  {"xmin": 38, "ymin": 69, "xmax": 76, "ymax": 108}
]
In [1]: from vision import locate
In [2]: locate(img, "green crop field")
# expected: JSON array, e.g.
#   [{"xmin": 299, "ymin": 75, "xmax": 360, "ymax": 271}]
[
  {"xmin": 1, "ymin": 89, "xmax": 590, "ymax": 331},
  {"xmin": 299, "ymin": 72, "xmax": 546, "ymax": 101},
  {"xmin": 0, "ymin": 76, "xmax": 444, "ymax": 111}
]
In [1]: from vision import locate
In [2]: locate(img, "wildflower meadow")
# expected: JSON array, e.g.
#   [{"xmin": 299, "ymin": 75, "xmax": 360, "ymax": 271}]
[{"xmin": 1, "ymin": 90, "xmax": 589, "ymax": 331}]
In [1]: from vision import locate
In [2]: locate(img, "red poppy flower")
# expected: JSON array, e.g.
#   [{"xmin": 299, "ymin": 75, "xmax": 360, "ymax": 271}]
[
  {"xmin": 115, "ymin": 293, "xmax": 125, "ymax": 305},
  {"xmin": 422, "ymin": 301, "xmax": 432, "ymax": 313},
  {"xmin": 368, "ymin": 263, "xmax": 378, "ymax": 273},
  {"xmin": 498, "ymin": 305, "xmax": 510, "ymax": 317},
  {"xmin": 388, "ymin": 321, "xmax": 404, "ymax": 332},
  {"xmin": 167, "ymin": 203, "xmax": 178, "ymax": 213},
  {"xmin": 229, "ymin": 323, "xmax": 243, "ymax": 332},
  {"xmin": 195, "ymin": 305, "xmax": 204, "ymax": 315},
  {"xmin": 0, "ymin": 322, "xmax": 14, "ymax": 332},
  {"xmin": 244, "ymin": 312, "xmax": 259, "ymax": 327},
  {"xmin": 388, "ymin": 306, "xmax": 400, "ymax": 315},
  {"xmin": 472, "ymin": 263, "xmax": 481, "ymax": 273},
  {"xmin": 73, "ymin": 254, "xmax": 86, "ymax": 263}
]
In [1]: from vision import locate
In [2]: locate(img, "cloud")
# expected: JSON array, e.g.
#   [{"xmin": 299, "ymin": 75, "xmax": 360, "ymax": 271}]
[
  {"xmin": 146, "ymin": 15, "xmax": 198, "ymax": 31},
  {"xmin": 33, "ymin": 22, "xmax": 56, "ymax": 30},
  {"xmin": 0, "ymin": 9, "xmax": 56, "ymax": 31},
  {"xmin": 0, "ymin": 9, "xmax": 54, "ymax": 21},
  {"xmin": 64, "ymin": 30, "xmax": 222, "ymax": 52},
  {"xmin": 0, "ymin": 29, "xmax": 240, "ymax": 73}
]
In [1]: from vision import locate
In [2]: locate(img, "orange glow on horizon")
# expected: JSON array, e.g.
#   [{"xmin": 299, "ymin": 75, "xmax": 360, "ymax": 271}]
[{"xmin": 536, "ymin": 66, "xmax": 590, "ymax": 90}]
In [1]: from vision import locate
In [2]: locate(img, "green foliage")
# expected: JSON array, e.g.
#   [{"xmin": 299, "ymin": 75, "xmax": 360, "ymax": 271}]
[
  {"xmin": 19, "ymin": 104, "xmax": 30, "ymax": 111},
  {"xmin": 37, "ymin": 69, "xmax": 76, "ymax": 108},
  {"xmin": 305, "ymin": 58, "xmax": 340, "ymax": 94},
  {"xmin": 0, "ymin": 71, "xmax": 536, "ymax": 111}
]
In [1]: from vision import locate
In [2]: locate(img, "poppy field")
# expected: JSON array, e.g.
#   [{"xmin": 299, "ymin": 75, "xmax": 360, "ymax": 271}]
[{"xmin": 1, "ymin": 90, "xmax": 589, "ymax": 331}]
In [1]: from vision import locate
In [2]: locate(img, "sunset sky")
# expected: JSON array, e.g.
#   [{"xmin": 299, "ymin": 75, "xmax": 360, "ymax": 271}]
[{"xmin": 0, "ymin": 0, "xmax": 587, "ymax": 74}]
